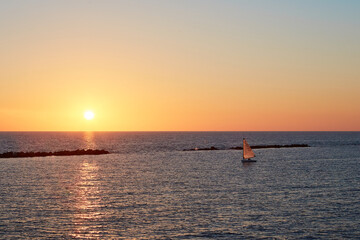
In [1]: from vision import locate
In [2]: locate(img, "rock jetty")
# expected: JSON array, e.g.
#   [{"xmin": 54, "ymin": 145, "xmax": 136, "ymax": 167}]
[
  {"xmin": 183, "ymin": 146, "xmax": 219, "ymax": 151},
  {"xmin": 0, "ymin": 149, "xmax": 110, "ymax": 158},
  {"xmin": 183, "ymin": 144, "xmax": 309, "ymax": 151},
  {"xmin": 230, "ymin": 144, "xmax": 309, "ymax": 150}
]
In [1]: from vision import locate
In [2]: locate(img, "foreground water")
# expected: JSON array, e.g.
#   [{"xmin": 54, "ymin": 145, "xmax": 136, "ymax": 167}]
[{"xmin": 0, "ymin": 132, "xmax": 359, "ymax": 239}]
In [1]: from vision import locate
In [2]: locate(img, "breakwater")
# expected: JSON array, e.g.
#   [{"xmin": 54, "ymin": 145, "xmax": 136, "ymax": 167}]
[
  {"xmin": 183, "ymin": 144, "xmax": 309, "ymax": 151},
  {"xmin": 0, "ymin": 149, "xmax": 110, "ymax": 158}
]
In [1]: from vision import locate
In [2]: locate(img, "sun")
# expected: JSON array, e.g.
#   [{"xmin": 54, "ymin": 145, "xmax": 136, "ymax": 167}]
[{"xmin": 84, "ymin": 111, "xmax": 95, "ymax": 120}]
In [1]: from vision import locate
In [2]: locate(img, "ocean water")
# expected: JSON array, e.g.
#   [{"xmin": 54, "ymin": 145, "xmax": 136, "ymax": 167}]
[{"xmin": 0, "ymin": 131, "xmax": 359, "ymax": 239}]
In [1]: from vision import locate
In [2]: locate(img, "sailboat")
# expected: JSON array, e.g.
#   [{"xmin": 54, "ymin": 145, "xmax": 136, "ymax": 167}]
[{"xmin": 242, "ymin": 138, "xmax": 256, "ymax": 162}]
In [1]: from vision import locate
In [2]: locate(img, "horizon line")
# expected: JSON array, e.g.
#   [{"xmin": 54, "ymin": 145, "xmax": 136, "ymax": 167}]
[{"xmin": 0, "ymin": 130, "xmax": 359, "ymax": 133}]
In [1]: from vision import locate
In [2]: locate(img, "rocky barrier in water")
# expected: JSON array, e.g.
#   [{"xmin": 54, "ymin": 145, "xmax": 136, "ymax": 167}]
[
  {"xmin": 183, "ymin": 144, "xmax": 309, "ymax": 151},
  {"xmin": 0, "ymin": 149, "xmax": 110, "ymax": 158}
]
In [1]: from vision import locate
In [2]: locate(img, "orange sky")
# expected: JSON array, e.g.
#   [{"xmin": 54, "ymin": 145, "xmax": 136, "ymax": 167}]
[{"xmin": 0, "ymin": 1, "xmax": 359, "ymax": 131}]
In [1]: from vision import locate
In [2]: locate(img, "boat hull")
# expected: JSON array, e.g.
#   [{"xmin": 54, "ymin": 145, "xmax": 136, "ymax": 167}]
[{"xmin": 241, "ymin": 159, "xmax": 257, "ymax": 163}]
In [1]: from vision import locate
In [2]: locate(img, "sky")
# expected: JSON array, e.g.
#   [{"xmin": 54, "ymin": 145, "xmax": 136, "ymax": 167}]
[{"xmin": 0, "ymin": 0, "xmax": 359, "ymax": 131}]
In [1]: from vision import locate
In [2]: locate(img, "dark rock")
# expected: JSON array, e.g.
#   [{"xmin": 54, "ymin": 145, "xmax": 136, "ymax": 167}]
[
  {"xmin": 183, "ymin": 146, "xmax": 219, "ymax": 151},
  {"xmin": 185, "ymin": 144, "xmax": 310, "ymax": 151},
  {"xmin": 237, "ymin": 144, "xmax": 309, "ymax": 149},
  {"xmin": 0, "ymin": 149, "xmax": 110, "ymax": 158}
]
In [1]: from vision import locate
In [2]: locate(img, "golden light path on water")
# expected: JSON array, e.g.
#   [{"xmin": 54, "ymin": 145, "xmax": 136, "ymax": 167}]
[
  {"xmin": 69, "ymin": 132, "xmax": 103, "ymax": 238},
  {"xmin": 83, "ymin": 131, "xmax": 96, "ymax": 150},
  {"xmin": 70, "ymin": 131, "xmax": 109, "ymax": 239},
  {"xmin": 70, "ymin": 159, "xmax": 102, "ymax": 238}
]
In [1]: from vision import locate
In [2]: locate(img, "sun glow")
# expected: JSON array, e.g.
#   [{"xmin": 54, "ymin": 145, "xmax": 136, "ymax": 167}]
[{"xmin": 84, "ymin": 111, "xmax": 95, "ymax": 120}]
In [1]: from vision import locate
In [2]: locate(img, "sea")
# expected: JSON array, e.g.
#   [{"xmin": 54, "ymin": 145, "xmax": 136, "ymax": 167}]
[{"xmin": 0, "ymin": 131, "xmax": 359, "ymax": 239}]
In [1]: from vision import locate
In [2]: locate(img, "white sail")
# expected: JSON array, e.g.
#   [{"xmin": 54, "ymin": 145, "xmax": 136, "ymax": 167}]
[{"xmin": 243, "ymin": 139, "xmax": 255, "ymax": 159}]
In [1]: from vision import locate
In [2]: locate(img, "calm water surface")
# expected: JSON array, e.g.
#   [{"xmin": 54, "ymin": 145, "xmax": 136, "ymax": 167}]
[{"xmin": 0, "ymin": 132, "xmax": 359, "ymax": 239}]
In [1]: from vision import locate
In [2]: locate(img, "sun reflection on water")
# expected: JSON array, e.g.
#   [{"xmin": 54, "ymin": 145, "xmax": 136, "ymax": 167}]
[
  {"xmin": 70, "ymin": 160, "xmax": 103, "ymax": 238},
  {"xmin": 83, "ymin": 131, "xmax": 96, "ymax": 150}
]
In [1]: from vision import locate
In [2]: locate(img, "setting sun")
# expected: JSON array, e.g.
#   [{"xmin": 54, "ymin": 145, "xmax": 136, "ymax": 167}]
[{"xmin": 84, "ymin": 111, "xmax": 95, "ymax": 120}]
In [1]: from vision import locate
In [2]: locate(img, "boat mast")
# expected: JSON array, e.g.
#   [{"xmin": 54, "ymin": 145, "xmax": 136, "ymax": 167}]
[{"xmin": 243, "ymin": 138, "xmax": 245, "ymax": 160}]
